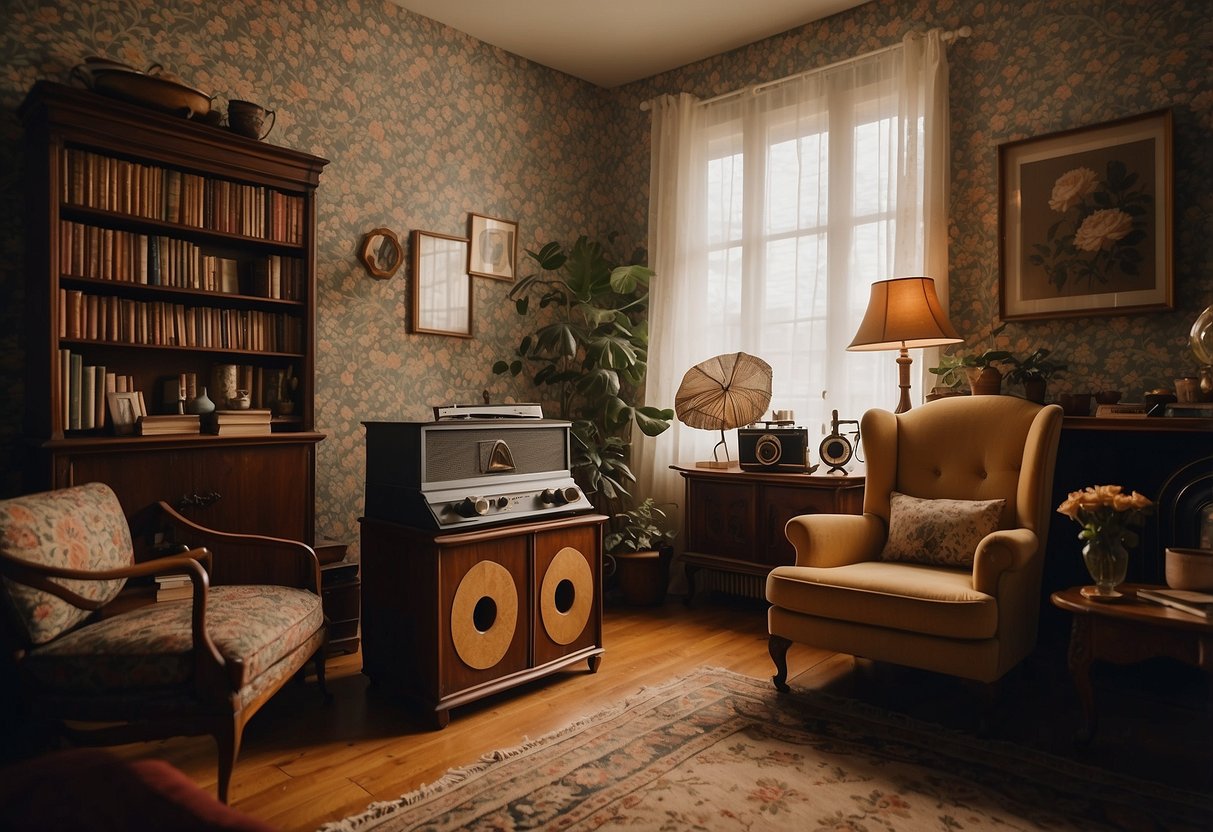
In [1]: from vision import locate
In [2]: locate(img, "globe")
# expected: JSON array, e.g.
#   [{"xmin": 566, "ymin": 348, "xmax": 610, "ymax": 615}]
[{"xmin": 1192, "ymin": 305, "xmax": 1213, "ymax": 366}]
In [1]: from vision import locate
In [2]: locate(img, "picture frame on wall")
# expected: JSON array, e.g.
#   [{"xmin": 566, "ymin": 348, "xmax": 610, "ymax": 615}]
[
  {"xmin": 411, "ymin": 230, "xmax": 472, "ymax": 337},
  {"xmin": 467, "ymin": 213, "xmax": 518, "ymax": 281},
  {"xmin": 999, "ymin": 109, "xmax": 1172, "ymax": 321}
]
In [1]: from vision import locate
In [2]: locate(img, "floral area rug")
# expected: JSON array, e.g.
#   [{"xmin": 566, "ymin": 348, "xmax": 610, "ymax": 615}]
[{"xmin": 319, "ymin": 668, "xmax": 1208, "ymax": 831}]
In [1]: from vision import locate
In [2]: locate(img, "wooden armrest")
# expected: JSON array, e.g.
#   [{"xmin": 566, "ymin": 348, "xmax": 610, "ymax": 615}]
[
  {"xmin": 0, "ymin": 549, "xmax": 229, "ymax": 687},
  {"xmin": 0, "ymin": 550, "xmax": 210, "ymax": 611},
  {"xmin": 152, "ymin": 502, "xmax": 321, "ymax": 593}
]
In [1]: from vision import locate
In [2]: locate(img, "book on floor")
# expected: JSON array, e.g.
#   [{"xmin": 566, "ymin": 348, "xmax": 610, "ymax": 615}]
[{"xmin": 156, "ymin": 585, "xmax": 192, "ymax": 602}]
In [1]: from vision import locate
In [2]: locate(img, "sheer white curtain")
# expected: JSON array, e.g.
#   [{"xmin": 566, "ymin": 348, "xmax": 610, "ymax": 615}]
[{"xmin": 635, "ymin": 30, "xmax": 951, "ymax": 514}]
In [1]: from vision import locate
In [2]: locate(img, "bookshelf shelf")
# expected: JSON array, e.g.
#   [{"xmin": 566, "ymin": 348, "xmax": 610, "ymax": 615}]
[
  {"xmin": 59, "ymin": 205, "xmax": 308, "ymax": 253},
  {"xmin": 22, "ymin": 80, "xmax": 328, "ymax": 552}
]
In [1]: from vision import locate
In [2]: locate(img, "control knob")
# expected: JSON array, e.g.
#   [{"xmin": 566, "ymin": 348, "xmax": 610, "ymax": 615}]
[
  {"xmin": 455, "ymin": 496, "xmax": 490, "ymax": 517},
  {"xmin": 540, "ymin": 486, "xmax": 581, "ymax": 506}
]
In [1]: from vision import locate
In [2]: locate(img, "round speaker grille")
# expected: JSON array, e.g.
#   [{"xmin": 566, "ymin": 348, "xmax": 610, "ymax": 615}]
[
  {"xmin": 540, "ymin": 546, "xmax": 593, "ymax": 645},
  {"xmin": 450, "ymin": 560, "xmax": 518, "ymax": 669}
]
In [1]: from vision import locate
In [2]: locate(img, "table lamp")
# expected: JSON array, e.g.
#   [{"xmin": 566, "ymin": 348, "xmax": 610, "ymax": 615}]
[{"xmin": 847, "ymin": 276, "xmax": 963, "ymax": 413}]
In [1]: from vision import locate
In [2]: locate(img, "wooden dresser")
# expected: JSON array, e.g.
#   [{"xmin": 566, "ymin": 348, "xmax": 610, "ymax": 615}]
[{"xmin": 671, "ymin": 464, "xmax": 864, "ymax": 600}]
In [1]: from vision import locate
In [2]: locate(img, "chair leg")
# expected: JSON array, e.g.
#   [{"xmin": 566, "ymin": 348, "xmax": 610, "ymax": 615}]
[
  {"xmin": 213, "ymin": 715, "xmax": 243, "ymax": 805},
  {"xmin": 769, "ymin": 635, "xmax": 793, "ymax": 693},
  {"xmin": 313, "ymin": 649, "xmax": 332, "ymax": 704}
]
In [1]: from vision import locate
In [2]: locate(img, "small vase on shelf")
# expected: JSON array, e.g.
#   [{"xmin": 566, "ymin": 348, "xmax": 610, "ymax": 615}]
[{"xmin": 187, "ymin": 386, "xmax": 216, "ymax": 415}]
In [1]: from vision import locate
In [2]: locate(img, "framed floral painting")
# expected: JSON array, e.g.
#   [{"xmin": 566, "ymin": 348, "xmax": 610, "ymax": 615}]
[{"xmin": 999, "ymin": 109, "xmax": 1172, "ymax": 321}]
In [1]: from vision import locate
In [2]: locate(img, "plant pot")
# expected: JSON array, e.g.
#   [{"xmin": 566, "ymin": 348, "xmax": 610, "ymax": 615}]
[
  {"xmin": 1022, "ymin": 378, "xmax": 1046, "ymax": 404},
  {"xmin": 613, "ymin": 549, "xmax": 670, "ymax": 606},
  {"xmin": 968, "ymin": 367, "xmax": 1003, "ymax": 396}
]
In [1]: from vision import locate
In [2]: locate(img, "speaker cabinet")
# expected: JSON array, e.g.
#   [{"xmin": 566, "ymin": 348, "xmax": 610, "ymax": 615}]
[{"xmin": 359, "ymin": 513, "xmax": 606, "ymax": 728}]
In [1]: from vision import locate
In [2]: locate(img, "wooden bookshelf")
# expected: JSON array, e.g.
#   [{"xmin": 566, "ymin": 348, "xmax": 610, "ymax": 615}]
[{"xmin": 20, "ymin": 81, "xmax": 328, "ymax": 552}]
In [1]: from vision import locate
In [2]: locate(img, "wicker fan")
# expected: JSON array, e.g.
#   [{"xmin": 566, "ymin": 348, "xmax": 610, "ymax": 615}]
[{"xmin": 674, "ymin": 352, "xmax": 773, "ymax": 468}]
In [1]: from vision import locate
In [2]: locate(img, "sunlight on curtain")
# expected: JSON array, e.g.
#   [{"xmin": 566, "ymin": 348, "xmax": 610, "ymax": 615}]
[{"xmin": 637, "ymin": 31, "xmax": 949, "ymax": 514}]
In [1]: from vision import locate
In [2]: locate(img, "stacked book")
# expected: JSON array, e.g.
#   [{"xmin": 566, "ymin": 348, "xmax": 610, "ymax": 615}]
[
  {"xmin": 137, "ymin": 413, "xmax": 201, "ymax": 435},
  {"xmin": 1137, "ymin": 587, "xmax": 1213, "ymax": 619},
  {"xmin": 209, "ymin": 408, "xmax": 273, "ymax": 436},
  {"xmin": 155, "ymin": 574, "xmax": 192, "ymax": 602}
]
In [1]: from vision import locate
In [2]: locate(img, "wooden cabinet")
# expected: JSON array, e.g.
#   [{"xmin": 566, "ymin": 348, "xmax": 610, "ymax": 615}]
[
  {"xmin": 672, "ymin": 464, "xmax": 864, "ymax": 599},
  {"xmin": 19, "ymin": 81, "xmax": 327, "ymax": 560},
  {"xmin": 359, "ymin": 514, "xmax": 606, "ymax": 728}
]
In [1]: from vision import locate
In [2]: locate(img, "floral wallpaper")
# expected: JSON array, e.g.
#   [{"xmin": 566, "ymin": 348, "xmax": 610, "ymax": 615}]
[
  {"xmin": 605, "ymin": 0, "xmax": 1213, "ymax": 399},
  {"xmin": 1, "ymin": 0, "xmax": 1210, "ymax": 554}
]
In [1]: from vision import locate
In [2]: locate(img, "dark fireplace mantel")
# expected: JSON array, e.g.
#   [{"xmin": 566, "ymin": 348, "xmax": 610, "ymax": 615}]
[{"xmin": 1041, "ymin": 417, "xmax": 1213, "ymax": 634}]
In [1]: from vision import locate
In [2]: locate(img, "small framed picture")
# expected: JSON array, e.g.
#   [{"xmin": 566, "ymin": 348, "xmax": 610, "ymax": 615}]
[
  {"xmin": 107, "ymin": 391, "xmax": 144, "ymax": 435},
  {"xmin": 999, "ymin": 109, "xmax": 1172, "ymax": 321},
  {"xmin": 467, "ymin": 213, "xmax": 518, "ymax": 281},
  {"xmin": 411, "ymin": 230, "xmax": 472, "ymax": 337}
]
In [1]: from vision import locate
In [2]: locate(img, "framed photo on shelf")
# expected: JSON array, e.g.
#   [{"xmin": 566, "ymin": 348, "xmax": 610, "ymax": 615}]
[
  {"xmin": 467, "ymin": 213, "xmax": 518, "ymax": 281},
  {"xmin": 106, "ymin": 391, "xmax": 144, "ymax": 435},
  {"xmin": 411, "ymin": 230, "xmax": 472, "ymax": 337},
  {"xmin": 999, "ymin": 109, "xmax": 1172, "ymax": 321}
]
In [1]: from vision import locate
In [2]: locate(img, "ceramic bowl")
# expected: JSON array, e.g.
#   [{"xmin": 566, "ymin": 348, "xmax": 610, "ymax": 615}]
[
  {"xmin": 1094, "ymin": 390, "xmax": 1122, "ymax": 405},
  {"xmin": 1165, "ymin": 547, "xmax": 1213, "ymax": 591}
]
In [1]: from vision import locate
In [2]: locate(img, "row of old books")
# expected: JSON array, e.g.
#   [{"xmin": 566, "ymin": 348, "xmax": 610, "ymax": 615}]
[
  {"xmin": 58, "ymin": 349, "xmax": 137, "ymax": 431},
  {"xmin": 61, "ymin": 148, "xmax": 305, "ymax": 243},
  {"xmin": 60, "ymin": 288, "xmax": 304, "ymax": 352},
  {"xmin": 58, "ymin": 221, "xmax": 305, "ymax": 299}
]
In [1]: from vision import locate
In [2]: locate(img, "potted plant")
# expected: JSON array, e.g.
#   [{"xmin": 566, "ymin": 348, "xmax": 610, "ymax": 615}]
[
  {"xmin": 928, "ymin": 323, "xmax": 1014, "ymax": 397},
  {"xmin": 927, "ymin": 353, "xmax": 969, "ymax": 400},
  {"xmin": 604, "ymin": 497, "xmax": 677, "ymax": 606},
  {"xmin": 1006, "ymin": 348, "xmax": 1067, "ymax": 404},
  {"xmin": 960, "ymin": 349, "xmax": 1015, "ymax": 395},
  {"xmin": 493, "ymin": 235, "xmax": 674, "ymax": 523}
]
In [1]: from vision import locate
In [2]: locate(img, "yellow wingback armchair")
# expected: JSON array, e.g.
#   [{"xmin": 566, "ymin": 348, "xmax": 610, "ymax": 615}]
[{"xmin": 766, "ymin": 395, "xmax": 1063, "ymax": 689}]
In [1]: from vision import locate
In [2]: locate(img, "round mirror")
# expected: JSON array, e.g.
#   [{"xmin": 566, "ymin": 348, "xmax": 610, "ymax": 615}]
[{"xmin": 359, "ymin": 227, "xmax": 402, "ymax": 279}]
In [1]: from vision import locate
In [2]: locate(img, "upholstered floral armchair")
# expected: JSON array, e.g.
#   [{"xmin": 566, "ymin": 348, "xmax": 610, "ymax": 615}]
[
  {"xmin": 766, "ymin": 395, "xmax": 1063, "ymax": 689},
  {"xmin": 0, "ymin": 482, "xmax": 328, "ymax": 803}
]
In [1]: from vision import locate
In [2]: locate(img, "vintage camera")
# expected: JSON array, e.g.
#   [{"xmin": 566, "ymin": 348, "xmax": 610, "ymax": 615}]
[{"xmin": 738, "ymin": 426, "xmax": 810, "ymax": 472}]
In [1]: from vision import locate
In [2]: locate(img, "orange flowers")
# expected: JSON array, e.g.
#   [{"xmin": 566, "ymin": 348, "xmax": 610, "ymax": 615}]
[{"xmin": 1057, "ymin": 485, "xmax": 1152, "ymax": 548}]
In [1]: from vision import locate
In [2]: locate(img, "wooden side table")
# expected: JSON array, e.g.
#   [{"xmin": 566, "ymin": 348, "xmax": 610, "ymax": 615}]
[
  {"xmin": 671, "ymin": 463, "xmax": 864, "ymax": 601},
  {"xmin": 1050, "ymin": 585, "xmax": 1213, "ymax": 743}
]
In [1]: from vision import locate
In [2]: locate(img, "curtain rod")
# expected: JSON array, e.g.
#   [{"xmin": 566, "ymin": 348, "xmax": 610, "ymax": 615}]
[{"xmin": 640, "ymin": 25, "xmax": 971, "ymax": 112}]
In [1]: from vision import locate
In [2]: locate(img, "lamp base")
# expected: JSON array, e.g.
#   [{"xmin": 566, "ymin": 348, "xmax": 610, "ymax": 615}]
[
  {"xmin": 895, "ymin": 347, "xmax": 913, "ymax": 414},
  {"xmin": 695, "ymin": 460, "xmax": 734, "ymax": 469}
]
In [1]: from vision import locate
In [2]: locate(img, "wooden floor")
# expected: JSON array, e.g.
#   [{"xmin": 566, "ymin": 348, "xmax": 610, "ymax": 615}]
[{"xmin": 48, "ymin": 595, "xmax": 1213, "ymax": 829}]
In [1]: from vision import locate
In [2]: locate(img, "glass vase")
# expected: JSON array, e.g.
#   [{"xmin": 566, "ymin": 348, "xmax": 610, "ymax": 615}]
[{"xmin": 1082, "ymin": 538, "xmax": 1129, "ymax": 597}]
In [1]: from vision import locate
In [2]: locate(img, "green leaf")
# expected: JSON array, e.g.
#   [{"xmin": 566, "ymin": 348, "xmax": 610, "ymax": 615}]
[
  {"xmin": 529, "ymin": 241, "xmax": 567, "ymax": 271},
  {"xmin": 609, "ymin": 264, "xmax": 653, "ymax": 295},
  {"xmin": 635, "ymin": 408, "xmax": 672, "ymax": 436},
  {"xmin": 492, "ymin": 360, "xmax": 510, "ymax": 375}
]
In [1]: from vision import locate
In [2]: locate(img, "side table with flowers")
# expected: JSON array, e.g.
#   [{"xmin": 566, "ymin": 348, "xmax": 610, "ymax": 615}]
[{"xmin": 1057, "ymin": 484, "xmax": 1152, "ymax": 600}]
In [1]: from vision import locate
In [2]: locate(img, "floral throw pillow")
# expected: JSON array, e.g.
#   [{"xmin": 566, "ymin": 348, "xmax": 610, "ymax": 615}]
[{"xmin": 880, "ymin": 491, "xmax": 1005, "ymax": 568}]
